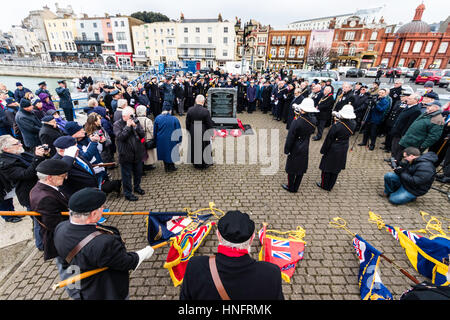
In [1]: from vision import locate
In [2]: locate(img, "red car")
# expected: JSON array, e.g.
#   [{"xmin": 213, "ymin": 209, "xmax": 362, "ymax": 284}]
[
  {"xmin": 385, "ymin": 68, "xmax": 402, "ymax": 78},
  {"xmin": 415, "ymin": 70, "xmax": 442, "ymax": 85}
]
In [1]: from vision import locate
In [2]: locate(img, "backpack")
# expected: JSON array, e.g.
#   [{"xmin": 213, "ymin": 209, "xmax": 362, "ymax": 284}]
[{"xmin": 400, "ymin": 281, "xmax": 450, "ymax": 300}]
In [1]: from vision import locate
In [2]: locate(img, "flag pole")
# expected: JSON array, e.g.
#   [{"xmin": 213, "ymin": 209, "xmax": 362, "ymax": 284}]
[
  {"xmin": 261, "ymin": 222, "xmax": 268, "ymax": 261},
  {"xmin": 51, "ymin": 240, "xmax": 170, "ymax": 291},
  {"xmin": 0, "ymin": 211, "xmax": 182, "ymax": 216},
  {"xmin": 329, "ymin": 217, "xmax": 420, "ymax": 284}
]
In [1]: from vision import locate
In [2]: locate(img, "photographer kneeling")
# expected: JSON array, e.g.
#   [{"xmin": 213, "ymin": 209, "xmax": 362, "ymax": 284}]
[{"xmin": 379, "ymin": 147, "xmax": 438, "ymax": 205}]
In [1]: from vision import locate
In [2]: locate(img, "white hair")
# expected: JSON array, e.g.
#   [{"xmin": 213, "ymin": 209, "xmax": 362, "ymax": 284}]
[
  {"xmin": 37, "ymin": 172, "xmax": 49, "ymax": 181},
  {"xmin": 122, "ymin": 106, "xmax": 135, "ymax": 117},
  {"xmin": 195, "ymin": 95, "xmax": 205, "ymax": 105},
  {"xmin": 217, "ymin": 230, "xmax": 254, "ymax": 252},
  {"xmin": 117, "ymin": 99, "xmax": 128, "ymax": 109},
  {"xmin": 0, "ymin": 135, "xmax": 16, "ymax": 153}
]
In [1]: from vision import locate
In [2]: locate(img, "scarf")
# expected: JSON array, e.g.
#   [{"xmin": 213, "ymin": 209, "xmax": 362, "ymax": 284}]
[{"xmin": 217, "ymin": 245, "xmax": 248, "ymax": 257}]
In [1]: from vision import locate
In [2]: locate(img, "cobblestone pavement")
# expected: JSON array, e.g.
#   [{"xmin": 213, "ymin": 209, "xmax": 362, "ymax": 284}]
[{"xmin": 0, "ymin": 110, "xmax": 448, "ymax": 300}]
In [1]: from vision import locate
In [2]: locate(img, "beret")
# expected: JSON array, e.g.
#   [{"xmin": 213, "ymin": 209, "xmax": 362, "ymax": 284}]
[
  {"xmin": 57, "ymin": 80, "xmax": 66, "ymax": 84},
  {"xmin": 5, "ymin": 97, "xmax": 16, "ymax": 105},
  {"xmin": 38, "ymin": 81, "xmax": 47, "ymax": 86},
  {"xmin": 32, "ymin": 98, "xmax": 41, "ymax": 106},
  {"xmin": 424, "ymin": 81, "xmax": 434, "ymax": 88},
  {"xmin": 36, "ymin": 159, "xmax": 71, "ymax": 175},
  {"xmin": 46, "ymin": 109, "xmax": 59, "ymax": 115},
  {"xmin": 20, "ymin": 99, "xmax": 31, "ymax": 108},
  {"xmin": 423, "ymin": 91, "xmax": 439, "ymax": 100},
  {"xmin": 64, "ymin": 121, "xmax": 83, "ymax": 136},
  {"xmin": 426, "ymin": 100, "xmax": 442, "ymax": 107},
  {"xmin": 218, "ymin": 210, "xmax": 255, "ymax": 243},
  {"xmin": 16, "ymin": 82, "xmax": 23, "ymax": 87},
  {"xmin": 69, "ymin": 187, "xmax": 106, "ymax": 212},
  {"xmin": 53, "ymin": 136, "xmax": 77, "ymax": 149},
  {"xmin": 41, "ymin": 115, "xmax": 54, "ymax": 122}
]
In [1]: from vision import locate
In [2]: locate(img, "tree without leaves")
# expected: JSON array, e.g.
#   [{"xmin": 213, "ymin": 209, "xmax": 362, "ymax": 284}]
[
  {"xmin": 130, "ymin": 11, "xmax": 170, "ymax": 23},
  {"xmin": 308, "ymin": 46, "xmax": 333, "ymax": 70}
]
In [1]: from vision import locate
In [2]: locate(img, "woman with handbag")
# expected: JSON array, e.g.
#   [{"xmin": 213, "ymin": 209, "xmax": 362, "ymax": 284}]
[{"xmin": 136, "ymin": 105, "xmax": 157, "ymax": 171}]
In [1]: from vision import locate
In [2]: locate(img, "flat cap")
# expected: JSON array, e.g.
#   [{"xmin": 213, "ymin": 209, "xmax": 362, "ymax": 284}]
[
  {"xmin": 20, "ymin": 99, "xmax": 31, "ymax": 108},
  {"xmin": 32, "ymin": 98, "xmax": 41, "ymax": 106},
  {"xmin": 36, "ymin": 159, "xmax": 71, "ymax": 175},
  {"xmin": 38, "ymin": 81, "xmax": 47, "ymax": 86},
  {"xmin": 57, "ymin": 80, "xmax": 66, "ymax": 84},
  {"xmin": 64, "ymin": 121, "xmax": 83, "ymax": 136},
  {"xmin": 16, "ymin": 82, "xmax": 23, "ymax": 87},
  {"xmin": 5, "ymin": 97, "xmax": 16, "ymax": 105},
  {"xmin": 218, "ymin": 210, "xmax": 255, "ymax": 243},
  {"xmin": 53, "ymin": 136, "xmax": 77, "ymax": 149},
  {"xmin": 423, "ymin": 91, "xmax": 439, "ymax": 100},
  {"xmin": 69, "ymin": 187, "xmax": 106, "ymax": 213},
  {"xmin": 41, "ymin": 115, "xmax": 54, "ymax": 123}
]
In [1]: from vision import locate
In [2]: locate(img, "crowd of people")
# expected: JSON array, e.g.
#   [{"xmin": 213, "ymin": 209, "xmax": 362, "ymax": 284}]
[{"xmin": 0, "ymin": 65, "xmax": 449, "ymax": 300}]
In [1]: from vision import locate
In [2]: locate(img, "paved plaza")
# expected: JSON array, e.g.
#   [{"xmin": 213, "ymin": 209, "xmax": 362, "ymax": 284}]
[{"xmin": 0, "ymin": 110, "xmax": 448, "ymax": 301}]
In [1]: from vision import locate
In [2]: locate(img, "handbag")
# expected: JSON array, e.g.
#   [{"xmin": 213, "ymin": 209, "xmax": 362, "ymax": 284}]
[{"xmin": 143, "ymin": 118, "xmax": 156, "ymax": 149}]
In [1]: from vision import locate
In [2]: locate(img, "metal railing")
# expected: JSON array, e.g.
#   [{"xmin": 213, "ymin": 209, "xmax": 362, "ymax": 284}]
[{"xmin": 0, "ymin": 59, "xmax": 148, "ymax": 72}]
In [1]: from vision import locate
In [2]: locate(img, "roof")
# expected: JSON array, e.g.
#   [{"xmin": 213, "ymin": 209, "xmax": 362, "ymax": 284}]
[
  {"xmin": 289, "ymin": 6, "xmax": 383, "ymax": 24},
  {"xmin": 181, "ymin": 19, "xmax": 221, "ymax": 23},
  {"xmin": 396, "ymin": 20, "xmax": 431, "ymax": 34}
]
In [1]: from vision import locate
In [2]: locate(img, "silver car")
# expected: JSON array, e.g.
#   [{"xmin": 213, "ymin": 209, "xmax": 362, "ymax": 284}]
[{"xmin": 438, "ymin": 70, "xmax": 450, "ymax": 88}]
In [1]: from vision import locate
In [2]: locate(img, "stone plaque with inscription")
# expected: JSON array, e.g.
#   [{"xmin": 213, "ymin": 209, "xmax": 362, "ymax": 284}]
[{"xmin": 207, "ymin": 88, "xmax": 238, "ymax": 128}]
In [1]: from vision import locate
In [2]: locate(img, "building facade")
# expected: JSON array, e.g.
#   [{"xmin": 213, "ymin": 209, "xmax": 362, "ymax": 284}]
[
  {"xmin": 110, "ymin": 16, "xmax": 143, "ymax": 66},
  {"xmin": 267, "ymin": 30, "xmax": 311, "ymax": 70},
  {"xmin": 44, "ymin": 16, "xmax": 78, "ymax": 62},
  {"xmin": 10, "ymin": 25, "xmax": 41, "ymax": 57},
  {"xmin": 330, "ymin": 16, "xmax": 386, "ymax": 69},
  {"xmin": 375, "ymin": 4, "xmax": 450, "ymax": 69},
  {"xmin": 307, "ymin": 29, "xmax": 335, "ymax": 68},
  {"xmin": 75, "ymin": 16, "xmax": 105, "ymax": 63},
  {"xmin": 177, "ymin": 14, "xmax": 236, "ymax": 69},
  {"xmin": 235, "ymin": 19, "xmax": 270, "ymax": 71}
]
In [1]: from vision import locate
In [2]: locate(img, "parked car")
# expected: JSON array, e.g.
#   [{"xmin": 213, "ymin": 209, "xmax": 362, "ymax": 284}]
[
  {"xmin": 365, "ymin": 67, "xmax": 378, "ymax": 77},
  {"xmin": 291, "ymin": 70, "xmax": 340, "ymax": 82},
  {"xmin": 438, "ymin": 70, "xmax": 450, "ymax": 88},
  {"xmin": 385, "ymin": 68, "xmax": 402, "ymax": 78},
  {"xmin": 345, "ymin": 68, "xmax": 364, "ymax": 77},
  {"xmin": 398, "ymin": 67, "xmax": 409, "ymax": 76},
  {"xmin": 337, "ymin": 66, "xmax": 353, "ymax": 75},
  {"xmin": 405, "ymin": 68, "xmax": 417, "ymax": 78},
  {"xmin": 415, "ymin": 70, "xmax": 442, "ymax": 85}
]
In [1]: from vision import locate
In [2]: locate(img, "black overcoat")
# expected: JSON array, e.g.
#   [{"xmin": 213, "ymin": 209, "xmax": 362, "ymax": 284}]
[
  {"xmin": 54, "ymin": 221, "xmax": 139, "ymax": 300},
  {"xmin": 179, "ymin": 253, "xmax": 284, "ymax": 300},
  {"xmin": 29, "ymin": 182, "xmax": 69, "ymax": 260},
  {"xmin": 316, "ymin": 93, "xmax": 335, "ymax": 121},
  {"xmin": 284, "ymin": 114, "xmax": 317, "ymax": 174},
  {"xmin": 319, "ymin": 119, "xmax": 356, "ymax": 174},
  {"xmin": 186, "ymin": 104, "xmax": 215, "ymax": 165}
]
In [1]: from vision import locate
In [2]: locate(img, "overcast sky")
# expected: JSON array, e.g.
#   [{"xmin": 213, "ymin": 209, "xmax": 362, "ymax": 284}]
[{"xmin": 2, "ymin": 0, "xmax": 449, "ymax": 32}]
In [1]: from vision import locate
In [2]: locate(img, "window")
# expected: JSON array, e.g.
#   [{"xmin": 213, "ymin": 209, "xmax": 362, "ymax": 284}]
[
  {"xmin": 298, "ymin": 47, "xmax": 304, "ymax": 58},
  {"xmin": 171, "ymin": 28, "xmax": 174, "ymax": 35},
  {"xmin": 80, "ymin": 23, "xmax": 84, "ymax": 28},
  {"xmin": 381, "ymin": 58, "xmax": 389, "ymax": 65},
  {"xmin": 182, "ymin": 48, "xmax": 188, "ymax": 56},
  {"xmin": 223, "ymin": 37, "xmax": 228, "ymax": 44},
  {"xmin": 206, "ymin": 49, "xmax": 214, "ymax": 57},
  {"xmin": 344, "ymin": 31, "xmax": 355, "ymax": 40},
  {"xmin": 370, "ymin": 31, "xmax": 378, "ymax": 41},
  {"xmin": 278, "ymin": 47, "xmax": 285, "ymax": 57},
  {"xmin": 208, "ymin": 27, "xmax": 212, "ymax": 33},
  {"xmin": 120, "ymin": 21, "xmax": 125, "ymax": 27},
  {"xmin": 223, "ymin": 49, "xmax": 228, "ymax": 57},
  {"xmin": 114, "ymin": 21, "xmax": 118, "ymax": 27},
  {"xmin": 419, "ymin": 58, "xmax": 427, "ymax": 68},
  {"xmin": 438, "ymin": 42, "xmax": 448, "ymax": 53},
  {"xmin": 224, "ymin": 27, "xmax": 228, "ymax": 33},
  {"xmin": 160, "ymin": 29, "xmax": 163, "ymax": 34},
  {"xmin": 184, "ymin": 37, "xmax": 188, "ymax": 43},
  {"xmin": 349, "ymin": 46, "xmax": 356, "ymax": 56},
  {"xmin": 94, "ymin": 32, "xmax": 99, "ymax": 41},
  {"xmin": 93, "ymin": 23, "xmax": 97, "ymax": 28},
  {"xmin": 361, "ymin": 33, "xmax": 365, "ymax": 41},
  {"xmin": 116, "ymin": 32, "xmax": 126, "ymax": 41},
  {"xmin": 277, "ymin": 36, "xmax": 281, "ymax": 45},
  {"xmin": 368, "ymin": 43, "xmax": 375, "ymax": 51},
  {"xmin": 195, "ymin": 37, "xmax": 200, "ymax": 44},
  {"xmin": 257, "ymin": 46, "xmax": 265, "ymax": 56},
  {"xmin": 301, "ymin": 36, "xmax": 306, "ymax": 44},
  {"xmin": 184, "ymin": 27, "xmax": 188, "ymax": 33},
  {"xmin": 398, "ymin": 58, "xmax": 405, "ymax": 67},
  {"xmin": 270, "ymin": 47, "xmax": 276, "ymax": 57},
  {"xmin": 82, "ymin": 32, "xmax": 87, "ymax": 40},
  {"xmin": 208, "ymin": 37, "xmax": 212, "ymax": 44},
  {"xmin": 385, "ymin": 42, "xmax": 394, "ymax": 53},
  {"xmin": 168, "ymin": 39, "xmax": 173, "ymax": 45},
  {"xmin": 196, "ymin": 27, "xmax": 200, "ymax": 33},
  {"xmin": 291, "ymin": 36, "xmax": 296, "ymax": 45},
  {"xmin": 161, "ymin": 40, "xmax": 164, "ymax": 46},
  {"xmin": 167, "ymin": 29, "xmax": 170, "ymax": 34},
  {"xmin": 271, "ymin": 37, "xmax": 276, "ymax": 45},
  {"xmin": 337, "ymin": 46, "xmax": 345, "ymax": 55},
  {"xmin": 107, "ymin": 22, "xmax": 111, "ymax": 28},
  {"xmin": 118, "ymin": 44, "xmax": 128, "ymax": 52},
  {"xmin": 281, "ymin": 36, "xmax": 286, "ymax": 44},
  {"xmin": 107, "ymin": 33, "xmax": 113, "ymax": 41},
  {"xmin": 288, "ymin": 48, "xmax": 295, "ymax": 58},
  {"xmin": 433, "ymin": 59, "xmax": 442, "ymax": 68},
  {"xmin": 425, "ymin": 41, "xmax": 433, "ymax": 53},
  {"xmin": 413, "ymin": 41, "xmax": 423, "ymax": 53},
  {"xmin": 403, "ymin": 41, "xmax": 411, "ymax": 53}
]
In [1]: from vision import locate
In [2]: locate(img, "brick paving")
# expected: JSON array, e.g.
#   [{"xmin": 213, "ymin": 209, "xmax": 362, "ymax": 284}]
[{"xmin": 0, "ymin": 110, "xmax": 448, "ymax": 300}]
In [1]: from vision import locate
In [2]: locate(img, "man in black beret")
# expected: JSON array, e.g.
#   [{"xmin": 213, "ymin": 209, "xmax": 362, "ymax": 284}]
[
  {"xmin": 180, "ymin": 210, "xmax": 284, "ymax": 300},
  {"xmin": 53, "ymin": 187, "xmax": 154, "ymax": 300},
  {"xmin": 29, "ymin": 159, "xmax": 71, "ymax": 263}
]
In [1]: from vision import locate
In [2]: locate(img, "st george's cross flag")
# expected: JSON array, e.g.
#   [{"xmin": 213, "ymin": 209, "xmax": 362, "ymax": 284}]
[
  {"xmin": 352, "ymin": 234, "xmax": 393, "ymax": 300},
  {"xmin": 258, "ymin": 224, "xmax": 306, "ymax": 283},
  {"xmin": 164, "ymin": 221, "xmax": 216, "ymax": 287},
  {"xmin": 146, "ymin": 211, "xmax": 212, "ymax": 246}
]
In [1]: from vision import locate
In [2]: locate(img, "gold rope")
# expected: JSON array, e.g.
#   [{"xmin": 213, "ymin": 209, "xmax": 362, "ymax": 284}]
[
  {"xmin": 264, "ymin": 226, "xmax": 307, "ymax": 243},
  {"xmin": 419, "ymin": 211, "xmax": 447, "ymax": 236}
]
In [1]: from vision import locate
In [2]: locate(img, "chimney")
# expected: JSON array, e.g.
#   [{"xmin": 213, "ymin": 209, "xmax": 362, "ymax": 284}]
[
  {"xmin": 218, "ymin": 13, "xmax": 223, "ymax": 22},
  {"xmin": 329, "ymin": 17, "xmax": 336, "ymax": 29},
  {"xmin": 413, "ymin": 3, "xmax": 425, "ymax": 21},
  {"xmin": 180, "ymin": 12, "xmax": 184, "ymax": 21}
]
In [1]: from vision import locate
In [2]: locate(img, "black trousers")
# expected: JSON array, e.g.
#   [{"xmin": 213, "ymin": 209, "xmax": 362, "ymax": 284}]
[
  {"xmin": 391, "ymin": 136, "xmax": 405, "ymax": 162},
  {"xmin": 362, "ymin": 123, "xmax": 378, "ymax": 147},
  {"xmin": 320, "ymin": 171, "xmax": 339, "ymax": 191},
  {"xmin": 247, "ymin": 100, "xmax": 256, "ymax": 113},
  {"xmin": 316, "ymin": 119, "xmax": 327, "ymax": 138},
  {"xmin": 384, "ymin": 128, "xmax": 393, "ymax": 150},
  {"xmin": 120, "ymin": 161, "xmax": 143, "ymax": 196},
  {"xmin": 287, "ymin": 173, "xmax": 304, "ymax": 192},
  {"xmin": 63, "ymin": 108, "xmax": 74, "ymax": 121}
]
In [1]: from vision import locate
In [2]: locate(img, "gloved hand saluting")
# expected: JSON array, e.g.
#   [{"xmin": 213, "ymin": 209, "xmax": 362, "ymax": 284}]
[{"xmin": 134, "ymin": 246, "xmax": 154, "ymax": 270}]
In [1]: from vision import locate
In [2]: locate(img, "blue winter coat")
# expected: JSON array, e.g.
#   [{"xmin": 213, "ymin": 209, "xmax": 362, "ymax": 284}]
[
  {"xmin": 247, "ymin": 85, "xmax": 257, "ymax": 102},
  {"xmin": 93, "ymin": 106, "xmax": 114, "ymax": 138},
  {"xmin": 161, "ymin": 83, "xmax": 175, "ymax": 104},
  {"xmin": 15, "ymin": 107, "xmax": 42, "ymax": 148},
  {"xmin": 153, "ymin": 113, "xmax": 182, "ymax": 163},
  {"xmin": 55, "ymin": 87, "xmax": 74, "ymax": 110},
  {"xmin": 14, "ymin": 87, "xmax": 31, "ymax": 103},
  {"xmin": 367, "ymin": 97, "xmax": 389, "ymax": 125}
]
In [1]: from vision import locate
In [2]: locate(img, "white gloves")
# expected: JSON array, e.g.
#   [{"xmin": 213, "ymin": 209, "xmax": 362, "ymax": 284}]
[
  {"xmin": 64, "ymin": 145, "xmax": 78, "ymax": 158},
  {"xmin": 134, "ymin": 246, "xmax": 154, "ymax": 270}
]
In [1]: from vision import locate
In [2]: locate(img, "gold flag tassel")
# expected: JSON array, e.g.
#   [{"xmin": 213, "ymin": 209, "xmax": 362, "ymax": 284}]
[{"xmin": 419, "ymin": 211, "xmax": 448, "ymax": 237}]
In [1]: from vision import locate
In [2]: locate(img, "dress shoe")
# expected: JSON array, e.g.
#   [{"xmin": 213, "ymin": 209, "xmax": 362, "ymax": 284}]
[
  {"xmin": 368, "ymin": 145, "xmax": 375, "ymax": 151},
  {"xmin": 281, "ymin": 184, "xmax": 295, "ymax": 193},
  {"xmin": 357, "ymin": 143, "xmax": 366, "ymax": 146},
  {"xmin": 144, "ymin": 165, "xmax": 156, "ymax": 171},
  {"xmin": 125, "ymin": 194, "xmax": 139, "ymax": 201},
  {"xmin": 312, "ymin": 136, "xmax": 321, "ymax": 141},
  {"xmin": 5, "ymin": 216, "xmax": 22, "ymax": 223},
  {"xmin": 134, "ymin": 187, "xmax": 145, "ymax": 195},
  {"xmin": 436, "ymin": 175, "xmax": 450, "ymax": 183}
]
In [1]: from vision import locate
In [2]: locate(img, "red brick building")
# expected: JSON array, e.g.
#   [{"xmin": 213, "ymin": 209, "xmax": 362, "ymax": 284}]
[
  {"xmin": 375, "ymin": 4, "xmax": 450, "ymax": 69},
  {"xmin": 330, "ymin": 16, "xmax": 386, "ymax": 69},
  {"xmin": 266, "ymin": 30, "xmax": 311, "ymax": 70}
]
